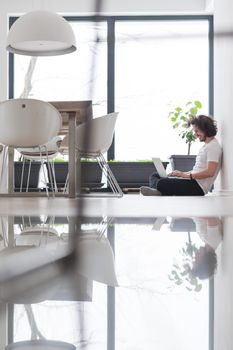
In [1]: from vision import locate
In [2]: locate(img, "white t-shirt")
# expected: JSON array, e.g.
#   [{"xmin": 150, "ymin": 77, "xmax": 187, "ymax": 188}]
[
  {"xmin": 192, "ymin": 138, "xmax": 222, "ymax": 194},
  {"xmin": 193, "ymin": 217, "xmax": 223, "ymax": 250}
]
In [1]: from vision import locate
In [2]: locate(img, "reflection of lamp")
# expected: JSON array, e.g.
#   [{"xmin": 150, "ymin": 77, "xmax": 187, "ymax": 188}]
[{"xmin": 6, "ymin": 10, "xmax": 76, "ymax": 56}]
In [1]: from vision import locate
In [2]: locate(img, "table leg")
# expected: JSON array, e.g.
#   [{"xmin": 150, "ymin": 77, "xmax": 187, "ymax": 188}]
[
  {"xmin": 68, "ymin": 114, "xmax": 76, "ymax": 198},
  {"xmin": 8, "ymin": 147, "xmax": 14, "ymax": 194},
  {"xmin": 0, "ymin": 303, "xmax": 8, "ymax": 348}
]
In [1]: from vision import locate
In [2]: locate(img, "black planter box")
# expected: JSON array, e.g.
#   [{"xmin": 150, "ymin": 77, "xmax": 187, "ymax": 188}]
[
  {"xmin": 169, "ymin": 218, "xmax": 196, "ymax": 232},
  {"xmin": 46, "ymin": 162, "xmax": 103, "ymax": 189},
  {"xmin": 108, "ymin": 161, "xmax": 169, "ymax": 188},
  {"xmin": 14, "ymin": 161, "xmax": 41, "ymax": 191},
  {"xmin": 170, "ymin": 155, "xmax": 196, "ymax": 172}
]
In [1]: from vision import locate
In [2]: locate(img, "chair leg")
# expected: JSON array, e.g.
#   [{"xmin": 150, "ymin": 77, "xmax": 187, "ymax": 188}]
[
  {"xmin": 63, "ymin": 173, "xmax": 69, "ymax": 194},
  {"xmin": 98, "ymin": 153, "xmax": 123, "ymax": 197},
  {"xmin": 97, "ymin": 216, "xmax": 113, "ymax": 240},
  {"xmin": 26, "ymin": 160, "xmax": 32, "ymax": 192},
  {"xmin": 44, "ymin": 149, "xmax": 58, "ymax": 195},
  {"xmin": 47, "ymin": 161, "xmax": 55, "ymax": 195},
  {"xmin": 20, "ymin": 158, "xmax": 26, "ymax": 192},
  {"xmin": 39, "ymin": 146, "xmax": 50, "ymax": 198},
  {"xmin": 51, "ymin": 162, "xmax": 58, "ymax": 192},
  {"xmin": 97, "ymin": 154, "xmax": 120, "ymax": 195},
  {"xmin": 0, "ymin": 146, "xmax": 7, "ymax": 190},
  {"xmin": 44, "ymin": 145, "xmax": 55, "ymax": 197}
]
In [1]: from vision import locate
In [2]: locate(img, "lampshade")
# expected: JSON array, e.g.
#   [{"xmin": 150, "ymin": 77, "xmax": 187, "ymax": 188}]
[{"xmin": 6, "ymin": 10, "xmax": 76, "ymax": 56}]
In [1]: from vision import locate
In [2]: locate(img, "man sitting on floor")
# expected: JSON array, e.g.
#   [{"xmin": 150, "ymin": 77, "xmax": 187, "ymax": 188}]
[{"xmin": 140, "ymin": 115, "xmax": 222, "ymax": 196}]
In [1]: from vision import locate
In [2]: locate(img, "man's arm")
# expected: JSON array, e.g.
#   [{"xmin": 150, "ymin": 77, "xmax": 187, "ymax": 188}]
[{"xmin": 168, "ymin": 161, "xmax": 218, "ymax": 179}]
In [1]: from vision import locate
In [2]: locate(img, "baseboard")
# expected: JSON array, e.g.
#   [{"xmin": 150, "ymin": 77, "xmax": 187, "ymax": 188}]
[{"xmin": 207, "ymin": 190, "xmax": 233, "ymax": 196}]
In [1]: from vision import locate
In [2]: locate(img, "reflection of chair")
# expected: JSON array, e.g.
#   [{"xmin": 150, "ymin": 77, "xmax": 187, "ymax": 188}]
[
  {"xmin": 1, "ymin": 215, "xmax": 61, "ymax": 248},
  {"xmin": 0, "ymin": 98, "xmax": 62, "ymax": 196},
  {"xmin": 61, "ymin": 112, "xmax": 123, "ymax": 197},
  {"xmin": 77, "ymin": 230, "xmax": 118, "ymax": 287},
  {"xmin": 14, "ymin": 215, "xmax": 70, "ymax": 250},
  {"xmin": 15, "ymin": 225, "xmax": 59, "ymax": 247}
]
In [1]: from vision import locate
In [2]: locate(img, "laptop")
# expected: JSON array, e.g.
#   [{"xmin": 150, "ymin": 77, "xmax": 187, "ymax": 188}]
[
  {"xmin": 152, "ymin": 157, "xmax": 182, "ymax": 179},
  {"xmin": 152, "ymin": 157, "xmax": 169, "ymax": 178}
]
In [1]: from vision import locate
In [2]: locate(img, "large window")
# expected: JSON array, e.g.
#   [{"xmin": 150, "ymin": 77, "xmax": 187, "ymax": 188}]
[
  {"xmin": 115, "ymin": 20, "xmax": 210, "ymax": 160},
  {"xmin": 10, "ymin": 16, "xmax": 212, "ymax": 161},
  {"xmin": 12, "ymin": 21, "xmax": 108, "ymax": 118}
]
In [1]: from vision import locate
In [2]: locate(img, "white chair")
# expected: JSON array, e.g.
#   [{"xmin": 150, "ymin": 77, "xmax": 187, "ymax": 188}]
[
  {"xmin": 0, "ymin": 98, "xmax": 62, "ymax": 197},
  {"xmin": 17, "ymin": 135, "xmax": 62, "ymax": 193},
  {"xmin": 60, "ymin": 112, "xmax": 123, "ymax": 197}
]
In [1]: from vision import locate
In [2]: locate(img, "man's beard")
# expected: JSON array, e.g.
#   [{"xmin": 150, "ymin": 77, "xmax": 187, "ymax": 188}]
[{"xmin": 200, "ymin": 135, "xmax": 206, "ymax": 142}]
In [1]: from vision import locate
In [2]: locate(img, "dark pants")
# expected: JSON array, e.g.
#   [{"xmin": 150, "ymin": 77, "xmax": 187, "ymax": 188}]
[{"xmin": 149, "ymin": 172, "xmax": 205, "ymax": 196}]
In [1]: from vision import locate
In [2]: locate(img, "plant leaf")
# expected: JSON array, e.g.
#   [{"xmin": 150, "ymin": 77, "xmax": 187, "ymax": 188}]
[
  {"xmin": 194, "ymin": 284, "xmax": 202, "ymax": 292},
  {"xmin": 190, "ymin": 107, "xmax": 198, "ymax": 115},
  {"xmin": 194, "ymin": 100, "xmax": 202, "ymax": 108}
]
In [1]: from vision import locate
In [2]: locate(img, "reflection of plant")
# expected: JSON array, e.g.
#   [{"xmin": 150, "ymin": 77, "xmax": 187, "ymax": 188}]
[{"xmin": 168, "ymin": 237, "xmax": 202, "ymax": 292}]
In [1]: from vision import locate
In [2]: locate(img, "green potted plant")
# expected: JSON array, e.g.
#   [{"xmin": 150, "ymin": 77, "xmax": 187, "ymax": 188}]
[{"xmin": 168, "ymin": 100, "xmax": 202, "ymax": 171}]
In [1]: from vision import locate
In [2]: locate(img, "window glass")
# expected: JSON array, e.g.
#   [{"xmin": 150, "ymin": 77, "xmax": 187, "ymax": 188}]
[
  {"xmin": 114, "ymin": 221, "xmax": 209, "ymax": 349},
  {"xmin": 115, "ymin": 20, "xmax": 209, "ymax": 160},
  {"xmin": 13, "ymin": 21, "xmax": 107, "ymax": 117}
]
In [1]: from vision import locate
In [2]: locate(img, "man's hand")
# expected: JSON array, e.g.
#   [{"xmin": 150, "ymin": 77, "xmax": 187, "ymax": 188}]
[{"xmin": 168, "ymin": 170, "xmax": 190, "ymax": 178}]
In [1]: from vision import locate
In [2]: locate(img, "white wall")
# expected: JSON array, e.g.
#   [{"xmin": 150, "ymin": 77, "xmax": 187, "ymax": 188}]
[
  {"xmin": 205, "ymin": 0, "xmax": 214, "ymax": 12},
  {"xmin": 1, "ymin": 0, "xmax": 207, "ymax": 15},
  {"xmin": 0, "ymin": 0, "xmax": 208, "ymax": 101},
  {"xmin": 214, "ymin": 0, "xmax": 233, "ymax": 347},
  {"xmin": 214, "ymin": 217, "xmax": 233, "ymax": 349},
  {"xmin": 214, "ymin": 0, "xmax": 233, "ymax": 190}
]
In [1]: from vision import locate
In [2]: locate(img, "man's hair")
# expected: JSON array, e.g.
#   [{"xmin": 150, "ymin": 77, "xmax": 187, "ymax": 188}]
[
  {"xmin": 191, "ymin": 247, "xmax": 217, "ymax": 280},
  {"xmin": 189, "ymin": 114, "xmax": 217, "ymax": 137}
]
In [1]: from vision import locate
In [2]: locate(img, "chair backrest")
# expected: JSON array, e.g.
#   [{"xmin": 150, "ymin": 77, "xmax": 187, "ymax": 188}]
[
  {"xmin": 77, "ymin": 232, "xmax": 118, "ymax": 286},
  {"xmin": 76, "ymin": 112, "xmax": 119, "ymax": 155},
  {"xmin": 0, "ymin": 98, "xmax": 62, "ymax": 147}
]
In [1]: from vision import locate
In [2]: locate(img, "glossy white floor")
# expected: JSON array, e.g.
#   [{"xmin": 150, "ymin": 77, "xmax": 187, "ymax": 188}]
[
  {"xmin": 0, "ymin": 193, "xmax": 232, "ymax": 350},
  {"xmin": 0, "ymin": 191, "xmax": 232, "ymax": 217}
]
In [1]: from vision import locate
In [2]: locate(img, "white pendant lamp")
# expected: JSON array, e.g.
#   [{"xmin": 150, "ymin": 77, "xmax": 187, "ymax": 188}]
[{"xmin": 6, "ymin": 10, "xmax": 76, "ymax": 56}]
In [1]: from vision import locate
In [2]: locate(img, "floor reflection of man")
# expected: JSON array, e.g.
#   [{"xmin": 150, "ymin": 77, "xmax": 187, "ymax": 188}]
[{"xmin": 191, "ymin": 217, "xmax": 223, "ymax": 280}]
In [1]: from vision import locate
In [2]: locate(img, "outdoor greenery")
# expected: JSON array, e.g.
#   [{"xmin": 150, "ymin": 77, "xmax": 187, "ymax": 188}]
[{"xmin": 168, "ymin": 100, "xmax": 202, "ymax": 155}]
